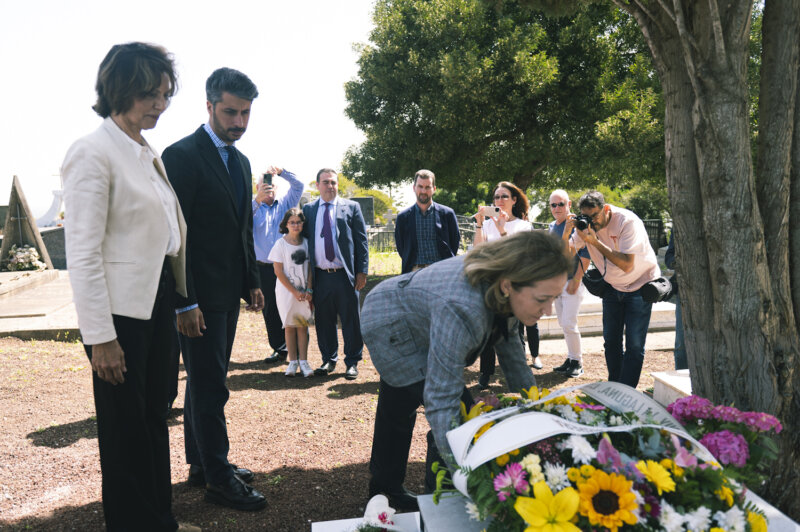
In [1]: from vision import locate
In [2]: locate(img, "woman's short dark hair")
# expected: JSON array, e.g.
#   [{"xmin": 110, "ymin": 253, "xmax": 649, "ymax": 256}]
[
  {"xmin": 279, "ymin": 207, "xmax": 305, "ymax": 234},
  {"xmin": 206, "ymin": 67, "xmax": 259, "ymax": 105},
  {"xmin": 495, "ymin": 181, "xmax": 530, "ymax": 221},
  {"xmin": 464, "ymin": 231, "xmax": 571, "ymax": 315},
  {"xmin": 92, "ymin": 42, "xmax": 176, "ymax": 118}
]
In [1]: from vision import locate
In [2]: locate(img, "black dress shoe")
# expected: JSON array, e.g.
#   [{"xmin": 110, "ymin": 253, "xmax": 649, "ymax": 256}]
[
  {"xmin": 368, "ymin": 485, "xmax": 418, "ymax": 511},
  {"xmin": 314, "ymin": 361, "xmax": 336, "ymax": 375},
  {"xmin": 263, "ymin": 350, "xmax": 287, "ymax": 364},
  {"xmin": 205, "ymin": 475, "xmax": 267, "ymax": 511},
  {"xmin": 345, "ymin": 365, "xmax": 358, "ymax": 380},
  {"xmin": 188, "ymin": 464, "xmax": 255, "ymax": 487}
]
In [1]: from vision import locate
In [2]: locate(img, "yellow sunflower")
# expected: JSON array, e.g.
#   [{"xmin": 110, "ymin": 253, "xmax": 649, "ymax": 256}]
[
  {"xmin": 636, "ymin": 460, "xmax": 676, "ymax": 496},
  {"xmin": 578, "ymin": 470, "xmax": 638, "ymax": 532},
  {"xmin": 515, "ymin": 481, "xmax": 580, "ymax": 532}
]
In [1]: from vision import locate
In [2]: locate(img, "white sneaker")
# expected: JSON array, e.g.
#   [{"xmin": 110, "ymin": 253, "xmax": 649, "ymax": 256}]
[
  {"xmin": 299, "ymin": 360, "xmax": 314, "ymax": 378},
  {"xmin": 285, "ymin": 360, "xmax": 299, "ymax": 377}
]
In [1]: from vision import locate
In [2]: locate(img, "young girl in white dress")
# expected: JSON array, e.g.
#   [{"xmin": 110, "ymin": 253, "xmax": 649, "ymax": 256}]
[{"xmin": 268, "ymin": 208, "xmax": 314, "ymax": 377}]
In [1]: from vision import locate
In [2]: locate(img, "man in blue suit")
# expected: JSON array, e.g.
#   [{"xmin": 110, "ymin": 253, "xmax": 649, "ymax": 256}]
[
  {"xmin": 394, "ymin": 169, "xmax": 460, "ymax": 274},
  {"xmin": 302, "ymin": 168, "xmax": 369, "ymax": 380}
]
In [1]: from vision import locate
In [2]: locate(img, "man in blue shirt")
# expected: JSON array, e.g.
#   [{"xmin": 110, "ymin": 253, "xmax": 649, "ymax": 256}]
[
  {"xmin": 253, "ymin": 168, "xmax": 304, "ymax": 364},
  {"xmin": 548, "ymin": 189, "xmax": 591, "ymax": 377}
]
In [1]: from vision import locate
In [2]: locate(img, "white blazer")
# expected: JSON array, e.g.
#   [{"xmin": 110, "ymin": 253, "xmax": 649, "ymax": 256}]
[{"xmin": 62, "ymin": 118, "xmax": 187, "ymax": 345}]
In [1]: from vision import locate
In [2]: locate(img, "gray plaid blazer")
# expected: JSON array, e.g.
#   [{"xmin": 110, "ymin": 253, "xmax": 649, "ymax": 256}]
[{"xmin": 361, "ymin": 255, "xmax": 536, "ymax": 463}]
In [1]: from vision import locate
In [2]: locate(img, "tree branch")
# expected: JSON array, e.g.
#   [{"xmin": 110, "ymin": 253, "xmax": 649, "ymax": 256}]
[
  {"xmin": 631, "ymin": 0, "xmax": 669, "ymax": 36},
  {"xmin": 671, "ymin": 0, "xmax": 703, "ymax": 99},
  {"xmin": 707, "ymin": 0, "xmax": 727, "ymax": 64}
]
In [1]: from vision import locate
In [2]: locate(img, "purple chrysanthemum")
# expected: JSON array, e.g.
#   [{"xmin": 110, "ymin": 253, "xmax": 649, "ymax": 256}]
[
  {"xmin": 667, "ymin": 395, "xmax": 714, "ymax": 424},
  {"xmin": 493, "ymin": 462, "xmax": 529, "ymax": 502},
  {"xmin": 699, "ymin": 430, "xmax": 749, "ymax": 467}
]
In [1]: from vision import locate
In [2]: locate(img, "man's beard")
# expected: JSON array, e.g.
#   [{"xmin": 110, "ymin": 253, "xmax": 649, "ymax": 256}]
[{"xmin": 416, "ymin": 194, "xmax": 431, "ymax": 204}]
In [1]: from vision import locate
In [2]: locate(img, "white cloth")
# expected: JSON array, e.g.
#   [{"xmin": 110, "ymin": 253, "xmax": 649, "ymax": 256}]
[
  {"xmin": 114, "ymin": 125, "xmax": 181, "ymax": 256},
  {"xmin": 555, "ymin": 282, "xmax": 586, "ymax": 361},
  {"xmin": 313, "ymin": 197, "xmax": 344, "ymax": 269},
  {"xmin": 571, "ymin": 205, "xmax": 659, "ymax": 292},
  {"xmin": 268, "ymin": 237, "xmax": 312, "ymax": 327},
  {"xmin": 482, "ymin": 217, "xmax": 532, "ymax": 241}
]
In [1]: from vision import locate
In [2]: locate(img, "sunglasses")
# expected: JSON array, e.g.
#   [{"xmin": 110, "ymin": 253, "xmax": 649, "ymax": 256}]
[
  {"xmin": 550, "ymin": 202, "xmax": 566, "ymax": 208},
  {"xmin": 494, "ymin": 194, "xmax": 511, "ymax": 200}
]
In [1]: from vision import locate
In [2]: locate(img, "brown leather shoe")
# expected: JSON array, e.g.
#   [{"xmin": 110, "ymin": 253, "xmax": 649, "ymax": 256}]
[{"xmin": 178, "ymin": 523, "xmax": 201, "ymax": 532}]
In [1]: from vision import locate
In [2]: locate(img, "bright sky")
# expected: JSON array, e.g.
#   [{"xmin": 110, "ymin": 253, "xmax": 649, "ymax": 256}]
[{"xmin": 0, "ymin": 0, "xmax": 418, "ymax": 218}]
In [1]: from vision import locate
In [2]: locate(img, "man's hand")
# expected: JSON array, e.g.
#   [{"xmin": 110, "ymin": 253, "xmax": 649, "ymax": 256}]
[
  {"xmin": 579, "ymin": 225, "xmax": 600, "ymax": 247},
  {"xmin": 255, "ymin": 183, "xmax": 274, "ymax": 204},
  {"xmin": 355, "ymin": 272, "xmax": 367, "ymax": 291},
  {"xmin": 177, "ymin": 307, "xmax": 206, "ymax": 337},
  {"xmin": 247, "ymin": 288, "xmax": 265, "ymax": 311},
  {"xmin": 91, "ymin": 339, "xmax": 126, "ymax": 385}
]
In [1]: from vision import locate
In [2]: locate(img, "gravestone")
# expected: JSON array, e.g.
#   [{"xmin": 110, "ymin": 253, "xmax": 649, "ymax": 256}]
[
  {"xmin": 352, "ymin": 196, "xmax": 374, "ymax": 227},
  {"xmin": 0, "ymin": 176, "xmax": 54, "ymax": 270},
  {"xmin": 384, "ymin": 210, "xmax": 396, "ymax": 231}
]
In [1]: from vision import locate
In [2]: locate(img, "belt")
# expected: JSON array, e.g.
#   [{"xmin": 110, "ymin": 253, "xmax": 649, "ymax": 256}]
[
  {"xmin": 316, "ymin": 267, "xmax": 343, "ymax": 273},
  {"xmin": 257, "ymin": 261, "xmax": 271, "ymax": 265}
]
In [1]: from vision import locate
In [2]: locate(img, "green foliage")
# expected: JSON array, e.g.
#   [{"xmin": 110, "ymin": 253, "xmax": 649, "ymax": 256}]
[
  {"xmin": 344, "ymin": 0, "xmax": 664, "ymax": 194},
  {"xmin": 620, "ymin": 183, "xmax": 671, "ymax": 222},
  {"xmin": 432, "ymin": 181, "xmax": 493, "ymax": 216}
]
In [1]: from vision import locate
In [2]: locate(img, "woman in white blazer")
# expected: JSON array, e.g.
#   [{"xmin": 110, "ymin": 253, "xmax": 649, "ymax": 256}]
[{"xmin": 62, "ymin": 42, "xmax": 194, "ymax": 532}]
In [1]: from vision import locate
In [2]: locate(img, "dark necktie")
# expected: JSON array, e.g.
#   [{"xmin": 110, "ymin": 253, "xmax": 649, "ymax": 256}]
[
  {"xmin": 322, "ymin": 202, "xmax": 335, "ymax": 261},
  {"xmin": 224, "ymin": 146, "xmax": 245, "ymax": 216}
]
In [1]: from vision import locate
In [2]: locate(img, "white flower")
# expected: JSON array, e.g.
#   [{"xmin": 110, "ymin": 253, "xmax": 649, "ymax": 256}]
[
  {"xmin": 520, "ymin": 453, "xmax": 544, "ymax": 483},
  {"xmin": 631, "ymin": 489, "xmax": 645, "ymax": 521},
  {"xmin": 543, "ymin": 462, "xmax": 570, "ymax": 492},
  {"xmin": 658, "ymin": 501, "xmax": 685, "ymax": 532},
  {"xmin": 578, "ymin": 409, "xmax": 599, "ymax": 425},
  {"xmin": 714, "ymin": 506, "xmax": 746, "ymax": 532},
  {"xmin": 554, "ymin": 404, "xmax": 578, "ymax": 422},
  {"xmin": 684, "ymin": 506, "xmax": 712, "ymax": 532},
  {"xmin": 560, "ymin": 435, "xmax": 596, "ymax": 464},
  {"xmin": 465, "ymin": 501, "xmax": 481, "ymax": 521},
  {"xmin": 609, "ymin": 414, "xmax": 624, "ymax": 426}
]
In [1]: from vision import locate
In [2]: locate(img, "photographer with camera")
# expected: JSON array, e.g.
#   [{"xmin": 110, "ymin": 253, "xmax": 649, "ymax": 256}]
[
  {"xmin": 473, "ymin": 182, "xmax": 542, "ymax": 389},
  {"xmin": 569, "ymin": 191, "xmax": 660, "ymax": 389}
]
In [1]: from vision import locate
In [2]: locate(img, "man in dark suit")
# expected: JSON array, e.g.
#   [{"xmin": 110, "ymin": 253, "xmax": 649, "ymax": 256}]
[
  {"xmin": 162, "ymin": 67, "xmax": 266, "ymax": 512},
  {"xmin": 302, "ymin": 168, "xmax": 369, "ymax": 380},
  {"xmin": 395, "ymin": 169, "xmax": 460, "ymax": 274}
]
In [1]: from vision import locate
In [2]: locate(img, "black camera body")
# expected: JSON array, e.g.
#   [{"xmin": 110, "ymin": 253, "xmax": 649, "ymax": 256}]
[{"xmin": 574, "ymin": 214, "xmax": 593, "ymax": 231}]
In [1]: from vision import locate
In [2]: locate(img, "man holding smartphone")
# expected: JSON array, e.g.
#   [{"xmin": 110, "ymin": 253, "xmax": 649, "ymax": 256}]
[{"xmin": 253, "ymin": 166, "xmax": 305, "ymax": 364}]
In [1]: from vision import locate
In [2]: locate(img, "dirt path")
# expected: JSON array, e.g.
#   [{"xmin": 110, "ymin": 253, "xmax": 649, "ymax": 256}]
[{"xmin": 0, "ymin": 307, "xmax": 674, "ymax": 531}]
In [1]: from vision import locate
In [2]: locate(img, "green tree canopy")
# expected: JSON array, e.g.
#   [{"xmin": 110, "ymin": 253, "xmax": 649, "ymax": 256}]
[{"xmin": 343, "ymin": 0, "xmax": 664, "ymax": 192}]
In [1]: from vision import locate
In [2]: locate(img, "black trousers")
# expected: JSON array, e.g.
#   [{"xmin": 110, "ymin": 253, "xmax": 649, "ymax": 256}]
[
  {"xmin": 85, "ymin": 264, "xmax": 178, "ymax": 532},
  {"xmin": 258, "ymin": 263, "xmax": 286, "ymax": 354},
  {"xmin": 479, "ymin": 323, "xmax": 539, "ymax": 375},
  {"xmin": 369, "ymin": 379, "xmax": 473, "ymax": 494},
  {"xmin": 313, "ymin": 268, "xmax": 363, "ymax": 367},
  {"xmin": 181, "ymin": 307, "xmax": 240, "ymax": 485}
]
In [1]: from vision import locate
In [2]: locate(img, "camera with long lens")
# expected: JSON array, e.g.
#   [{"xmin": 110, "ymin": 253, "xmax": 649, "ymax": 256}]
[{"xmin": 573, "ymin": 214, "xmax": 594, "ymax": 231}]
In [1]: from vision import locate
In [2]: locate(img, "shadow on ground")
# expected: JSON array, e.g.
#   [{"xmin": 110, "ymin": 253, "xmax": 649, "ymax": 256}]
[{"xmin": 2, "ymin": 461, "xmax": 427, "ymax": 532}]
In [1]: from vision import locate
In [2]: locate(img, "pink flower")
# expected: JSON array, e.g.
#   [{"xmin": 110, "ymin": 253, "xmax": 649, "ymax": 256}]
[
  {"xmin": 710, "ymin": 405, "xmax": 744, "ymax": 424},
  {"xmin": 493, "ymin": 462, "xmax": 529, "ymax": 502},
  {"xmin": 378, "ymin": 511, "xmax": 393, "ymax": 525},
  {"xmin": 740, "ymin": 411, "xmax": 782, "ymax": 433},
  {"xmin": 574, "ymin": 402, "xmax": 605, "ymax": 411},
  {"xmin": 699, "ymin": 430, "xmax": 749, "ymax": 467},
  {"xmin": 596, "ymin": 437, "xmax": 623, "ymax": 471},
  {"xmin": 667, "ymin": 395, "xmax": 713, "ymax": 424},
  {"xmin": 670, "ymin": 434, "xmax": 698, "ymax": 468}
]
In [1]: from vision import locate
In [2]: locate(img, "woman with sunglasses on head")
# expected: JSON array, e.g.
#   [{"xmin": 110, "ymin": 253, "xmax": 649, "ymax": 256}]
[{"xmin": 473, "ymin": 182, "xmax": 543, "ymax": 389}]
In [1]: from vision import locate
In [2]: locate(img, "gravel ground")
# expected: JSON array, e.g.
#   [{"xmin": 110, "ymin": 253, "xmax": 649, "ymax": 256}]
[{"xmin": 0, "ymin": 306, "xmax": 673, "ymax": 531}]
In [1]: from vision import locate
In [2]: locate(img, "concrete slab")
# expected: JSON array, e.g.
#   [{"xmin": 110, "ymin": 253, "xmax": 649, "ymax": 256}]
[{"xmin": 0, "ymin": 269, "xmax": 59, "ymax": 299}]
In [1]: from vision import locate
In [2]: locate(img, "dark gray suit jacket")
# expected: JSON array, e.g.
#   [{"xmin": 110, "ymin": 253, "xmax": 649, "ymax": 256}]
[
  {"xmin": 360, "ymin": 255, "xmax": 535, "ymax": 465},
  {"xmin": 302, "ymin": 197, "xmax": 369, "ymax": 287},
  {"xmin": 162, "ymin": 126, "xmax": 260, "ymax": 311}
]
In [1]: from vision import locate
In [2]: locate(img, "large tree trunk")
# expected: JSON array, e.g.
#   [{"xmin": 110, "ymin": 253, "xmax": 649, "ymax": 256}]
[{"xmin": 615, "ymin": 0, "xmax": 800, "ymax": 519}]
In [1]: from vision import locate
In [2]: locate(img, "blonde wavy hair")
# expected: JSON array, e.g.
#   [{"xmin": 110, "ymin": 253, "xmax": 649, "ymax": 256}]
[{"xmin": 464, "ymin": 231, "xmax": 571, "ymax": 315}]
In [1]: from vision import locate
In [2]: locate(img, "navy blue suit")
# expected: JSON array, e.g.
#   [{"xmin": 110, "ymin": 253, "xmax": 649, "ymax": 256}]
[
  {"xmin": 394, "ymin": 202, "xmax": 460, "ymax": 274},
  {"xmin": 303, "ymin": 197, "xmax": 369, "ymax": 367}
]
